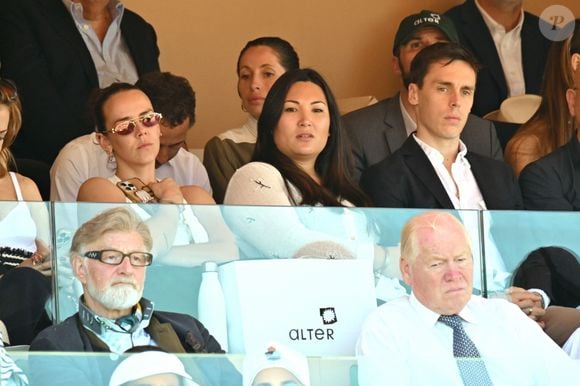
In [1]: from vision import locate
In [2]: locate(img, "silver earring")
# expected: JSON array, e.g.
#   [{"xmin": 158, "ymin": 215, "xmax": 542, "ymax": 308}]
[{"xmin": 107, "ymin": 152, "xmax": 116, "ymax": 170}]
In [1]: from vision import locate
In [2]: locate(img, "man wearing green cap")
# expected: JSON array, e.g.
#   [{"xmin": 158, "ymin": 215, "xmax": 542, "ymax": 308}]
[{"xmin": 343, "ymin": 10, "xmax": 503, "ymax": 181}]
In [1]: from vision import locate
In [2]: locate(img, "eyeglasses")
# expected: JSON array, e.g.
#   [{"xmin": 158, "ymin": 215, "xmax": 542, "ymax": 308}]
[
  {"xmin": 106, "ymin": 111, "xmax": 162, "ymax": 136},
  {"xmin": 84, "ymin": 249, "xmax": 153, "ymax": 266},
  {"xmin": 0, "ymin": 78, "xmax": 18, "ymax": 104}
]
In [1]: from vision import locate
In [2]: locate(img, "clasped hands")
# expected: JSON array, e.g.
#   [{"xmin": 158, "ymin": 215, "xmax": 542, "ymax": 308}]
[{"xmin": 505, "ymin": 286, "xmax": 546, "ymax": 328}]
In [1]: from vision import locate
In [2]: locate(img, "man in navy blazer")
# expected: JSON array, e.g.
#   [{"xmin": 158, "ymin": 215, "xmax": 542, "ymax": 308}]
[
  {"xmin": 0, "ymin": 0, "xmax": 160, "ymax": 164},
  {"xmin": 445, "ymin": 0, "xmax": 550, "ymax": 117},
  {"xmin": 361, "ymin": 42, "xmax": 522, "ymax": 210},
  {"xmin": 343, "ymin": 10, "xmax": 502, "ymax": 182}
]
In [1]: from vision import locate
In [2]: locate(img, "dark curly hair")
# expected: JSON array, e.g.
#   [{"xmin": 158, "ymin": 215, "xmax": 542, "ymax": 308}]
[{"xmin": 136, "ymin": 72, "xmax": 196, "ymax": 128}]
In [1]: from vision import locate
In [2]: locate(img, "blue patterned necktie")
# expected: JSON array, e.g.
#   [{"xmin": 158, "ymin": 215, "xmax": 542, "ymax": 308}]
[{"xmin": 439, "ymin": 314, "xmax": 493, "ymax": 386}]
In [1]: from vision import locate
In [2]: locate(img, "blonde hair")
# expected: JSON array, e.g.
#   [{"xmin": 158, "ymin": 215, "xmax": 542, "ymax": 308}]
[
  {"xmin": 400, "ymin": 212, "xmax": 471, "ymax": 265},
  {"xmin": 0, "ymin": 81, "xmax": 22, "ymax": 178},
  {"xmin": 70, "ymin": 207, "xmax": 153, "ymax": 256}
]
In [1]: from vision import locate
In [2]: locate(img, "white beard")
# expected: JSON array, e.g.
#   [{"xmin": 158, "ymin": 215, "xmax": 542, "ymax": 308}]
[{"xmin": 86, "ymin": 279, "xmax": 143, "ymax": 311}]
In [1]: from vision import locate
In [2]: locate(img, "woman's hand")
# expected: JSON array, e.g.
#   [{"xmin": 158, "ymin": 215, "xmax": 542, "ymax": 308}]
[{"xmin": 149, "ymin": 178, "xmax": 184, "ymax": 204}]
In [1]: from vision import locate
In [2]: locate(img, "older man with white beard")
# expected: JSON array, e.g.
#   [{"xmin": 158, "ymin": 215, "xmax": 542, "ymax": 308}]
[{"xmin": 29, "ymin": 207, "xmax": 237, "ymax": 386}]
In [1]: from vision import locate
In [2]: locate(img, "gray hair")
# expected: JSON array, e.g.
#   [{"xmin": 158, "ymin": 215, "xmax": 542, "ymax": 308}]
[{"xmin": 70, "ymin": 207, "xmax": 152, "ymax": 256}]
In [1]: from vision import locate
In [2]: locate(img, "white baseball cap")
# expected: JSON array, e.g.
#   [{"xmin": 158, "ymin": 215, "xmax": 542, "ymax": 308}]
[
  {"xmin": 109, "ymin": 350, "xmax": 199, "ymax": 386},
  {"xmin": 243, "ymin": 343, "xmax": 310, "ymax": 386}
]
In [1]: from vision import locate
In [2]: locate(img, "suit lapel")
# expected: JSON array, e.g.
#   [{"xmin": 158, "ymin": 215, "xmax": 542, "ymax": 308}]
[
  {"xmin": 120, "ymin": 12, "xmax": 144, "ymax": 74},
  {"xmin": 402, "ymin": 138, "xmax": 454, "ymax": 208},
  {"xmin": 520, "ymin": 14, "xmax": 543, "ymax": 92},
  {"xmin": 383, "ymin": 94, "xmax": 409, "ymax": 155},
  {"xmin": 566, "ymin": 139, "xmax": 580, "ymax": 206},
  {"xmin": 458, "ymin": 1, "xmax": 507, "ymax": 96},
  {"xmin": 37, "ymin": 0, "xmax": 99, "ymax": 85}
]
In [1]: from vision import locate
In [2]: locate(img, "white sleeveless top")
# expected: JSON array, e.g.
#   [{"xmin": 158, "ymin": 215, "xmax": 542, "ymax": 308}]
[
  {"xmin": 107, "ymin": 175, "xmax": 209, "ymax": 245},
  {"xmin": 0, "ymin": 172, "xmax": 37, "ymax": 252}
]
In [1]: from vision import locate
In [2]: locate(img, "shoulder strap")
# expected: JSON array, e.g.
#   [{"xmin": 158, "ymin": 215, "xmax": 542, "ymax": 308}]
[
  {"xmin": 146, "ymin": 316, "xmax": 187, "ymax": 353},
  {"xmin": 9, "ymin": 172, "xmax": 24, "ymax": 200}
]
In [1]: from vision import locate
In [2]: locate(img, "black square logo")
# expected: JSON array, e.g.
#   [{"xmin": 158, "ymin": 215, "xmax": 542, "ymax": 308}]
[{"xmin": 320, "ymin": 307, "xmax": 337, "ymax": 325}]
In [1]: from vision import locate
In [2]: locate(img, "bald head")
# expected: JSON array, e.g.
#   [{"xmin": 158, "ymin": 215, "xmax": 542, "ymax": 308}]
[
  {"xmin": 400, "ymin": 212, "xmax": 471, "ymax": 264},
  {"xmin": 400, "ymin": 212, "xmax": 473, "ymax": 315}
]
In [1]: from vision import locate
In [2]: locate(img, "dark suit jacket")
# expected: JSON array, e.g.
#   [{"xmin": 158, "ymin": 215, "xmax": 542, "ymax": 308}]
[
  {"xmin": 361, "ymin": 135, "xmax": 523, "ymax": 209},
  {"xmin": 342, "ymin": 94, "xmax": 503, "ymax": 181},
  {"xmin": 513, "ymin": 246, "xmax": 580, "ymax": 309},
  {"xmin": 0, "ymin": 0, "xmax": 160, "ymax": 164},
  {"xmin": 519, "ymin": 138, "xmax": 580, "ymax": 211},
  {"xmin": 29, "ymin": 310, "xmax": 240, "ymax": 386},
  {"xmin": 446, "ymin": 0, "xmax": 550, "ymax": 117}
]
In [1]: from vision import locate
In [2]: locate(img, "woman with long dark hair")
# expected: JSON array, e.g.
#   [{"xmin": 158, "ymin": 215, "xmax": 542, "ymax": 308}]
[
  {"xmin": 222, "ymin": 69, "xmax": 399, "ymax": 284},
  {"xmin": 225, "ymin": 68, "xmax": 368, "ymax": 207}
]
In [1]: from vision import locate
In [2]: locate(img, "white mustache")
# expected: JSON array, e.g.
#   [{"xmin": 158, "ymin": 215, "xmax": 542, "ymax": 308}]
[{"xmin": 112, "ymin": 278, "xmax": 137, "ymax": 287}]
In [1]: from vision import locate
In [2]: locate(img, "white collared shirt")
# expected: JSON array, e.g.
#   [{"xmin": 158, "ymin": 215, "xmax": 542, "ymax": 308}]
[
  {"xmin": 62, "ymin": 0, "xmax": 139, "ymax": 87},
  {"xmin": 475, "ymin": 0, "xmax": 526, "ymax": 96},
  {"xmin": 399, "ymin": 95, "xmax": 417, "ymax": 137},
  {"xmin": 412, "ymin": 135, "xmax": 487, "ymax": 210},
  {"xmin": 356, "ymin": 294, "xmax": 580, "ymax": 385}
]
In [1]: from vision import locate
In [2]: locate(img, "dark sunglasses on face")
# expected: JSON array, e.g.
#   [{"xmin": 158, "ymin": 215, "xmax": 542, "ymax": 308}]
[
  {"xmin": 0, "ymin": 78, "xmax": 18, "ymax": 104},
  {"xmin": 106, "ymin": 111, "xmax": 162, "ymax": 136}
]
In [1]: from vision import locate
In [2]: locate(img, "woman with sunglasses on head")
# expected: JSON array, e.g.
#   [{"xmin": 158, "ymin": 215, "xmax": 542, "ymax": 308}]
[
  {"xmin": 0, "ymin": 78, "xmax": 52, "ymax": 345},
  {"xmin": 77, "ymin": 83, "xmax": 237, "ymax": 266}
]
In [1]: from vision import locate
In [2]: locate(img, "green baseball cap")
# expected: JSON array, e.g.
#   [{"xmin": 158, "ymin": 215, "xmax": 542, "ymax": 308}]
[{"xmin": 393, "ymin": 10, "xmax": 460, "ymax": 55}]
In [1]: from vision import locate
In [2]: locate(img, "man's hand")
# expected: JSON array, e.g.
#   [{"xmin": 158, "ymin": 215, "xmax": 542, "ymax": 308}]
[{"xmin": 506, "ymin": 286, "xmax": 546, "ymax": 328}]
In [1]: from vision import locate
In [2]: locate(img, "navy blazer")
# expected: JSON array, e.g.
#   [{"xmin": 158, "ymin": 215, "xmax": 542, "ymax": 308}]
[
  {"xmin": 342, "ymin": 94, "xmax": 503, "ymax": 182},
  {"xmin": 446, "ymin": 0, "xmax": 550, "ymax": 117},
  {"xmin": 0, "ymin": 0, "xmax": 160, "ymax": 164},
  {"xmin": 519, "ymin": 138, "xmax": 580, "ymax": 211},
  {"xmin": 361, "ymin": 135, "xmax": 523, "ymax": 209}
]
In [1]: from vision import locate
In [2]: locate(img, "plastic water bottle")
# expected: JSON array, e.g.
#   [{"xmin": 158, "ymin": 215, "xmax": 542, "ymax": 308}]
[{"xmin": 198, "ymin": 261, "xmax": 228, "ymax": 351}]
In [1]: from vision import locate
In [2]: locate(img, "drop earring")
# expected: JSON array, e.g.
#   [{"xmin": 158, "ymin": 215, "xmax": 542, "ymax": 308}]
[{"xmin": 107, "ymin": 151, "xmax": 116, "ymax": 170}]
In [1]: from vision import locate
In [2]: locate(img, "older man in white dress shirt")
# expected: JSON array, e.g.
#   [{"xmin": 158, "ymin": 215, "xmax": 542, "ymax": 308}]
[{"xmin": 356, "ymin": 211, "xmax": 579, "ymax": 386}]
